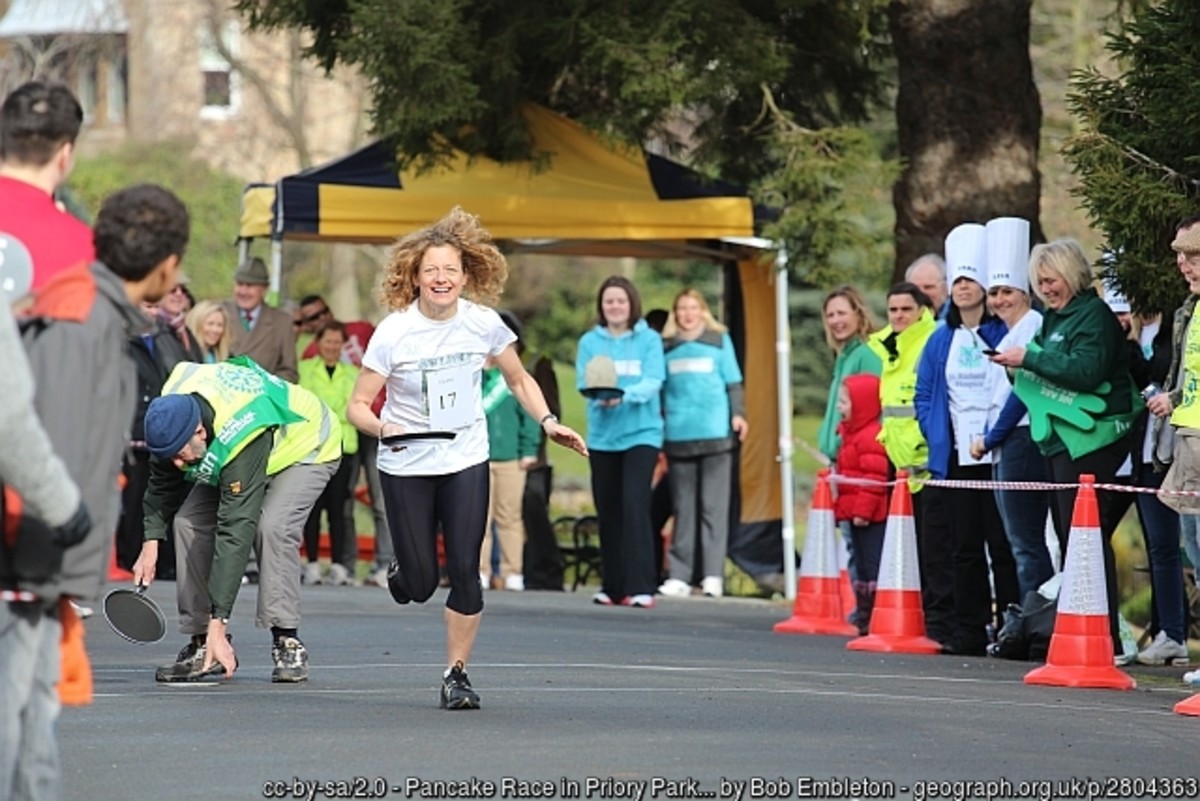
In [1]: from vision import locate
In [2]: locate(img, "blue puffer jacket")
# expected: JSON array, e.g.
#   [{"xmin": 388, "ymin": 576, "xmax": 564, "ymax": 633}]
[
  {"xmin": 914, "ymin": 316, "xmax": 1007, "ymax": 479},
  {"xmin": 575, "ymin": 319, "xmax": 665, "ymax": 451}
]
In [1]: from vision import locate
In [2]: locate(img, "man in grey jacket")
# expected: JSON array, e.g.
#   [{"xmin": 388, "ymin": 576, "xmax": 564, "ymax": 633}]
[
  {"xmin": 9, "ymin": 185, "xmax": 189, "ymax": 801},
  {"xmin": 21, "ymin": 185, "xmax": 189, "ymax": 608},
  {"xmin": 0, "ymin": 286, "xmax": 92, "ymax": 801}
]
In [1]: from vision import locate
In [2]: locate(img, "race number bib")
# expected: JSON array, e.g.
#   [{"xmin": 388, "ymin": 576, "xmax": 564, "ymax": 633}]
[{"xmin": 425, "ymin": 364, "xmax": 474, "ymax": 430}]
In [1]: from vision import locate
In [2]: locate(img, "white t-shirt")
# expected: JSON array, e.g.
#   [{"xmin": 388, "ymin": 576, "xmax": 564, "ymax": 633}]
[
  {"xmin": 946, "ymin": 326, "xmax": 999, "ymax": 465},
  {"xmin": 986, "ymin": 309, "xmax": 1043, "ymax": 431},
  {"xmin": 362, "ymin": 299, "xmax": 516, "ymax": 476}
]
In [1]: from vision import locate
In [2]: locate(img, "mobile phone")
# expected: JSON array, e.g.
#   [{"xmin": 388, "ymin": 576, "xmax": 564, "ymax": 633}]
[{"xmin": 982, "ymin": 348, "xmax": 999, "ymax": 357}]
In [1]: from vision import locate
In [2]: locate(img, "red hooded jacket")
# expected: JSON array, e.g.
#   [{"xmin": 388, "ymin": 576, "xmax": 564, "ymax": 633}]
[{"xmin": 834, "ymin": 373, "xmax": 889, "ymax": 524}]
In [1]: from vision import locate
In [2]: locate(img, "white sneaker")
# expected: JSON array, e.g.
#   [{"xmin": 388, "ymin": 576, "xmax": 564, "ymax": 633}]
[
  {"xmin": 368, "ymin": 565, "xmax": 389, "ymax": 589},
  {"xmin": 700, "ymin": 576, "xmax": 724, "ymax": 598},
  {"xmin": 327, "ymin": 563, "xmax": 354, "ymax": 586},
  {"xmin": 303, "ymin": 562, "xmax": 324, "ymax": 585},
  {"xmin": 624, "ymin": 594, "xmax": 655, "ymax": 609},
  {"xmin": 658, "ymin": 578, "xmax": 691, "ymax": 597},
  {"xmin": 504, "ymin": 574, "xmax": 525, "ymax": 591},
  {"xmin": 1136, "ymin": 631, "xmax": 1190, "ymax": 665}
]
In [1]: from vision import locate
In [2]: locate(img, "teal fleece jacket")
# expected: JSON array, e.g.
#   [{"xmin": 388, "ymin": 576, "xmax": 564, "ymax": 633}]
[
  {"xmin": 817, "ymin": 337, "xmax": 882, "ymax": 460},
  {"xmin": 575, "ymin": 319, "xmax": 665, "ymax": 451}
]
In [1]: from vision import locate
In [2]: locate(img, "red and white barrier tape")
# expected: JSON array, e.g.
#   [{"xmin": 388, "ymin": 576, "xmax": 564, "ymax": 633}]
[{"xmin": 824, "ymin": 472, "xmax": 1200, "ymax": 498}]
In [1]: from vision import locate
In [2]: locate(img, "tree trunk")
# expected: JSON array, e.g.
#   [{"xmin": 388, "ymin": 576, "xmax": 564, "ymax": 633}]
[{"xmin": 889, "ymin": 0, "xmax": 1044, "ymax": 281}]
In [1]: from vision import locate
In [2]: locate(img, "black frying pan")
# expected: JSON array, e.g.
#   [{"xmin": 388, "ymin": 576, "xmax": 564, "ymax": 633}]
[
  {"xmin": 581, "ymin": 386, "xmax": 624, "ymax": 401},
  {"xmin": 103, "ymin": 585, "xmax": 166, "ymax": 644}
]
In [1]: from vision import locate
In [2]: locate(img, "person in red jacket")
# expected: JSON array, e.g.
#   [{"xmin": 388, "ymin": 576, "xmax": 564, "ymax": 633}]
[{"xmin": 834, "ymin": 373, "xmax": 890, "ymax": 634}]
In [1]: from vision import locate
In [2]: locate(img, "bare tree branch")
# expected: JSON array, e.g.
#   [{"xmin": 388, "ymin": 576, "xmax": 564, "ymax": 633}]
[{"xmin": 201, "ymin": 0, "xmax": 312, "ymax": 167}]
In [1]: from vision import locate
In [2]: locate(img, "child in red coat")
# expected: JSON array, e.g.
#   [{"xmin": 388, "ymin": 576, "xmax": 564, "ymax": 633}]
[{"xmin": 834, "ymin": 373, "xmax": 890, "ymax": 634}]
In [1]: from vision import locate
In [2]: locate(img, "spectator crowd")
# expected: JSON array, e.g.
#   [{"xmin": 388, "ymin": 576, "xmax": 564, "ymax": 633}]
[{"xmin": 4, "ymin": 76, "xmax": 1200, "ymax": 801}]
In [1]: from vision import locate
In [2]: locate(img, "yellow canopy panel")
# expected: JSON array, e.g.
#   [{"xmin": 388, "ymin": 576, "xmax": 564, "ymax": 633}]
[
  {"xmin": 240, "ymin": 104, "xmax": 760, "ymax": 244},
  {"xmin": 318, "ymin": 185, "xmax": 755, "ymax": 242}
]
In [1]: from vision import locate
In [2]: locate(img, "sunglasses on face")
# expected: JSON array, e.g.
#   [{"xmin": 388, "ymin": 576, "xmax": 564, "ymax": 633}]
[{"xmin": 302, "ymin": 308, "xmax": 329, "ymax": 323}]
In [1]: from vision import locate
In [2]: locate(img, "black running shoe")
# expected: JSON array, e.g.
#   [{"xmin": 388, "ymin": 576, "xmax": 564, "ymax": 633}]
[
  {"xmin": 271, "ymin": 636, "xmax": 309, "ymax": 683},
  {"xmin": 440, "ymin": 661, "xmax": 480, "ymax": 710},
  {"xmin": 155, "ymin": 634, "xmax": 233, "ymax": 683}
]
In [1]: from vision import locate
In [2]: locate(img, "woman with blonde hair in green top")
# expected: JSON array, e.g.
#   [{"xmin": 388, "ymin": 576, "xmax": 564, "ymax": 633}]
[
  {"xmin": 817, "ymin": 285, "xmax": 881, "ymax": 461},
  {"xmin": 816, "ymin": 285, "xmax": 881, "ymax": 606}
]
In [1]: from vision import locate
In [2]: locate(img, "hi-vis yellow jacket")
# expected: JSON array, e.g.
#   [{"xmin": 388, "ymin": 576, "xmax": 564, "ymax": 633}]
[
  {"xmin": 161, "ymin": 358, "xmax": 341, "ymax": 486},
  {"xmin": 867, "ymin": 310, "xmax": 937, "ymax": 488}
]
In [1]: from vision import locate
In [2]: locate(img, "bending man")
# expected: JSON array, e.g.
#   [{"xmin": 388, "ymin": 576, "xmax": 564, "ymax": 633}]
[{"xmin": 133, "ymin": 358, "xmax": 340, "ymax": 682}]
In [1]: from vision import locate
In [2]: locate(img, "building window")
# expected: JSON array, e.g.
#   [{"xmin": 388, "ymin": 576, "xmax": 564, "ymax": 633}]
[
  {"xmin": 106, "ymin": 54, "xmax": 127, "ymax": 123},
  {"xmin": 199, "ymin": 20, "xmax": 239, "ymax": 119},
  {"xmin": 77, "ymin": 55, "xmax": 98, "ymax": 122}
]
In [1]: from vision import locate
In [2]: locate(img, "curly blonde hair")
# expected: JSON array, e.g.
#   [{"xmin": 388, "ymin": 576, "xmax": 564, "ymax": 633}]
[{"xmin": 379, "ymin": 206, "xmax": 509, "ymax": 310}]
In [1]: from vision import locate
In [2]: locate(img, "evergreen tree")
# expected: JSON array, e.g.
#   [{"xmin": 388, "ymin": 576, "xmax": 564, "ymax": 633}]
[
  {"xmin": 1065, "ymin": 0, "xmax": 1200, "ymax": 315},
  {"xmin": 233, "ymin": 0, "xmax": 897, "ymax": 287}
]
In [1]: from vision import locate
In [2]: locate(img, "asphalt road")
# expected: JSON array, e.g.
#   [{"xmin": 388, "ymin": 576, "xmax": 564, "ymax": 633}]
[{"xmin": 62, "ymin": 581, "xmax": 1199, "ymax": 801}]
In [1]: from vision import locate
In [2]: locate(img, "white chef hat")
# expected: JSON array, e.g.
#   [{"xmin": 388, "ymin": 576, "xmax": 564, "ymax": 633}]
[
  {"xmin": 945, "ymin": 223, "xmax": 988, "ymax": 289},
  {"xmin": 985, "ymin": 217, "xmax": 1031, "ymax": 292}
]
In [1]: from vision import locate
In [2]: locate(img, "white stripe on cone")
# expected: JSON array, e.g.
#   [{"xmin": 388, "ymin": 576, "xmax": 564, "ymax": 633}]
[
  {"xmin": 800, "ymin": 502, "xmax": 838, "ymax": 580},
  {"xmin": 1056, "ymin": 525, "xmax": 1108, "ymax": 616},
  {"xmin": 876, "ymin": 505, "xmax": 920, "ymax": 591}
]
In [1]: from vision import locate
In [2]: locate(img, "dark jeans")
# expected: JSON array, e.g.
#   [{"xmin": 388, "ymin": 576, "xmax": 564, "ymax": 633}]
[
  {"xmin": 1045, "ymin": 437, "xmax": 1129, "ymax": 651},
  {"xmin": 1133, "ymin": 467, "xmax": 1186, "ymax": 643},
  {"xmin": 993, "ymin": 426, "xmax": 1055, "ymax": 598},
  {"xmin": 590, "ymin": 446, "xmax": 659, "ymax": 599},
  {"xmin": 849, "ymin": 521, "xmax": 884, "ymax": 585}
]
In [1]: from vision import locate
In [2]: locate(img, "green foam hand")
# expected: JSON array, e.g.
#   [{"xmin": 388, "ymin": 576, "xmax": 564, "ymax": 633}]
[{"xmin": 1013, "ymin": 368, "xmax": 1110, "ymax": 443}]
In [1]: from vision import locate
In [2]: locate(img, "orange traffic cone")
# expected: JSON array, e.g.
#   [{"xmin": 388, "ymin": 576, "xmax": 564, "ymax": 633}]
[
  {"xmin": 1024, "ymin": 474, "xmax": 1134, "ymax": 690},
  {"xmin": 774, "ymin": 469, "xmax": 857, "ymax": 636},
  {"xmin": 837, "ymin": 529, "xmax": 857, "ymax": 623},
  {"xmin": 1175, "ymin": 694, "xmax": 1200, "ymax": 716},
  {"xmin": 847, "ymin": 472, "xmax": 941, "ymax": 654}
]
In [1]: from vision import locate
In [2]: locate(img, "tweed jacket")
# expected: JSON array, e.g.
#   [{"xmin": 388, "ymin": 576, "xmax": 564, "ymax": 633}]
[{"xmin": 222, "ymin": 300, "xmax": 298, "ymax": 382}]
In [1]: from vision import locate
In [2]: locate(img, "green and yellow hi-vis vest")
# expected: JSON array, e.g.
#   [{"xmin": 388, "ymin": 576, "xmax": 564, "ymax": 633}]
[
  {"xmin": 1172, "ymin": 312, "xmax": 1200, "ymax": 430},
  {"xmin": 161, "ymin": 356, "xmax": 341, "ymax": 486}
]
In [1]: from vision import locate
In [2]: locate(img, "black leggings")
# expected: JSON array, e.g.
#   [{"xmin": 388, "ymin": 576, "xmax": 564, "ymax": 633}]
[{"xmin": 379, "ymin": 461, "xmax": 489, "ymax": 615}]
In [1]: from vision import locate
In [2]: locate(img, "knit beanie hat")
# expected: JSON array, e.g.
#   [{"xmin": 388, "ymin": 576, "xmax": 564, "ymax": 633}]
[{"xmin": 145, "ymin": 394, "xmax": 201, "ymax": 459}]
